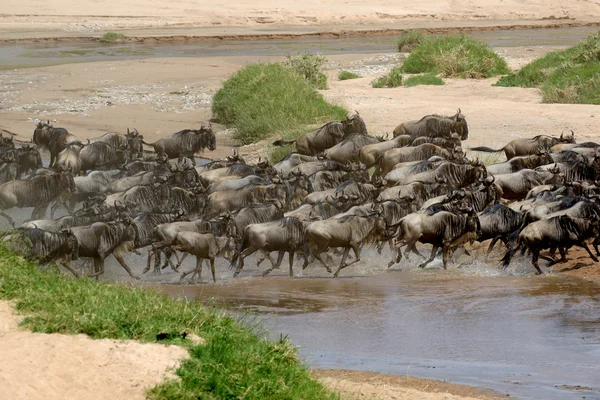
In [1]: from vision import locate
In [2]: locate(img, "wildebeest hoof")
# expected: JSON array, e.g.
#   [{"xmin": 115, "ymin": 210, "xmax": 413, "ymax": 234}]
[
  {"xmin": 535, "ymin": 271, "xmax": 543, "ymax": 275},
  {"xmin": 592, "ymin": 257, "xmax": 599, "ymax": 262}
]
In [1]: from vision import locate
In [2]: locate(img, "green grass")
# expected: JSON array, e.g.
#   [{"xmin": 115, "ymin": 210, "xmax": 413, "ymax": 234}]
[
  {"xmin": 495, "ymin": 31, "xmax": 600, "ymax": 104},
  {"xmin": 0, "ymin": 245, "xmax": 338, "ymax": 400},
  {"xmin": 372, "ymin": 66, "xmax": 403, "ymax": 88},
  {"xmin": 403, "ymin": 73, "xmax": 445, "ymax": 87},
  {"xmin": 402, "ymin": 35, "xmax": 510, "ymax": 78},
  {"xmin": 338, "ymin": 70, "xmax": 361, "ymax": 80},
  {"xmin": 212, "ymin": 62, "xmax": 347, "ymax": 145},
  {"xmin": 284, "ymin": 53, "xmax": 328, "ymax": 89},
  {"xmin": 397, "ymin": 31, "xmax": 425, "ymax": 53},
  {"xmin": 100, "ymin": 32, "xmax": 126, "ymax": 43}
]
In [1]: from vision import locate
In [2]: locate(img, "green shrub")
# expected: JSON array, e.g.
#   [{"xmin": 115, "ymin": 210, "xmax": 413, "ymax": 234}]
[
  {"xmin": 371, "ymin": 67, "xmax": 404, "ymax": 88},
  {"xmin": 0, "ymin": 244, "xmax": 338, "ymax": 400},
  {"xmin": 338, "ymin": 70, "xmax": 361, "ymax": 80},
  {"xmin": 402, "ymin": 35, "xmax": 510, "ymax": 78},
  {"xmin": 284, "ymin": 53, "xmax": 328, "ymax": 89},
  {"xmin": 397, "ymin": 31, "xmax": 425, "ymax": 52},
  {"xmin": 495, "ymin": 31, "xmax": 600, "ymax": 104},
  {"xmin": 212, "ymin": 63, "xmax": 347, "ymax": 145},
  {"xmin": 403, "ymin": 73, "xmax": 445, "ymax": 87},
  {"xmin": 100, "ymin": 31, "xmax": 126, "ymax": 43}
]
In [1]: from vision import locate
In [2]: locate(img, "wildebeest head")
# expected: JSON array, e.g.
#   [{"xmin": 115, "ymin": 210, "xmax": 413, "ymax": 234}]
[
  {"xmin": 559, "ymin": 130, "xmax": 576, "ymax": 144},
  {"xmin": 343, "ymin": 111, "xmax": 367, "ymax": 135},
  {"xmin": 199, "ymin": 123, "xmax": 216, "ymax": 151},
  {"xmin": 452, "ymin": 109, "xmax": 468, "ymax": 140},
  {"xmin": 126, "ymin": 128, "xmax": 144, "ymax": 159}
]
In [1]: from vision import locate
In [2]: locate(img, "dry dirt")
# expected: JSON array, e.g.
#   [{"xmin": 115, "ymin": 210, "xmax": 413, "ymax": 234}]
[{"xmin": 0, "ymin": 301, "xmax": 188, "ymax": 400}]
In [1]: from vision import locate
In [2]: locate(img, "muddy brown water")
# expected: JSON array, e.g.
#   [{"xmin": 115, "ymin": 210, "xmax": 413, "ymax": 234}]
[{"xmin": 155, "ymin": 264, "xmax": 600, "ymax": 400}]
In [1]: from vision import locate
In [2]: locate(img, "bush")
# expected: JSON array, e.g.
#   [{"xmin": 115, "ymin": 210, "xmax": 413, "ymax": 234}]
[
  {"xmin": 403, "ymin": 73, "xmax": 445, "ymax": 87},
  {"xmin": 371, "ymin": 67, "xmax": 403, "ymax": 88},
  {"xmin": 100, "ymin": 31, "xmax": 126, "ymax": 43},
  {"xmin": 397, "ymin": 31, "xmax": 424, "ymax": 52},
  {"xmin": 338, "ymin": 70, "xmax": 361, "ymax": 80},
  {"xmin": 0, "ymin": 244, "xmax": 338, "ymax": 400},
  {"xmin": 495, "ymin": 31, "xmax": 600, "ymax": 104},
  {"xmin": 284, "ymin": 53, "xmax": 328, "ymax": 89},
  {"xmin": 212, "ymin": 63, "xmax": 347, "ymax": 145},
  {"xmin": 402, "ymin": 35, "xmax": 510, "ymax": 78}
]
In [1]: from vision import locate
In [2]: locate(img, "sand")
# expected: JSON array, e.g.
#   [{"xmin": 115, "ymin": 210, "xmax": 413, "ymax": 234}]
[
  {"xmin": 1, "ymin": 0, "xmax": 600, "ymax": 41},
  {"xmin": 0, "ymin": 301, "xmax": 188, "ymax": 400}
]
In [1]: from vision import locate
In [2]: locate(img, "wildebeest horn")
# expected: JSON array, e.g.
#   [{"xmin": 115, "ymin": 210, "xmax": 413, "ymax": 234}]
[
  {"xmin": 571, "ymin": 130, "xmax": 575, "ymax": 136},
  {"xmin": 560, "ymin": 131, "xmax": 564, "ymax": 139}
]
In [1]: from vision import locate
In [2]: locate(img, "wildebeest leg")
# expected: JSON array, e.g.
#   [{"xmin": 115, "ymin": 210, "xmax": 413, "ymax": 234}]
[
  {"xmin": 332, "ymin": 247, "xmax": 351, "ymax": 278},
  {"xmin": 209, "ymin": 257, "xmax": 217, "ymax": 283},
  {"xmin": 558, "ymin": 247, "xmax": 568, "ymax": 263},
  {"xmin": 60, "ymin": 261, "xmax": 79, "ymax": 278},
  {"xmin": 593, "ymin": 237, "xmax": 600, "ymax": 256},
  {"xmin": 311, "ymin": 246, "xmax": 332, "ymax": 274},
  {"xmin": 575, "ymin": 242, "xmax": 599, "ymax": 262},
  {"xmin": 180, "ymin": 255, "xmax": 199, "ymax": 281},
  {"xmin": 406, "ymin": 243, "xmax": 424, "ymax": 259},
  {"xmin": 0, "ymin": 210, "xmax": 15, "ymax": 227},
  {"xmin": 113, "ymin": 253, "xmax": 139, "ymax": 280},
  {"xmin": 31, "ymin": 205, "xmax": 47, "ymax": 220},
  {"xmin": 418, "ymin": 246, "xmax": 438, "ymax": 269},
  {"xmin": 287, "ymin": 250, "xmax": 295, "ymax": 277},
  {"xmin": 262, "ymin": 251, "xmax": 286, "ymax": 277},
  {"xmin": 234, "ymin": 245, "xmax": 260, "ymax": 277},
  {"xmin": 442, "ymin": 245, "xmax": 450, "ymax": 270},
  {"xmin": 530, "ymin": 248, "xmax": 543, "ymax": 275},
  {"xmin": 486, "ymin": 237, "xmax": 502, "ymax": 256},
  {"xmin": 334, "ymin": 244, "xmax": 362, "ymax": 277},
  {"xmin": 176, "ymin": 252, "xmax": 188, "ymax": 268},
  {"xmin": 256, "ymin": 251, "xmax": 276, "ymax": 268}
]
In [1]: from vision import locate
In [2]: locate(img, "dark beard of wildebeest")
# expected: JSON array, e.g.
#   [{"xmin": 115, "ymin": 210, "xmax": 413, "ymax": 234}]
[
  {"xmin": 502, "ymin": 215, "xmax": 600, "ymax": 275},
  {"xmin": 470, "ymin": 132, "xmax": 576, "ymax": 160},
  {"xmin": 0, "ymin": 167, "xmax": 76, "ymax": 226},
  {"xmin": 67, "ymin": 221, "xmax": 138, "ymax": 279},
  {"xmin": 306, "ymin": 212, "xmax": 387, "ymax": 277},
  {"xmin": 33, "ymin": 121, "xmax": 80, "ymax": 167},
  {"xmin": 271, "ymin": 112, "xmax": 367, "ymax": 156},
  {"xmin": 392, "ymin": 109, "xmax": 468, "ymax": 140},
  {"xmin": 389, "ymin": 210, "xmax": 480, "ymax": 270},
  {"xmin": 142, "ymin": 124, "xmax": 216, "ymax": 165},
  {"xmin": 7, "ymin": 228, "xmax": 81, "ymax": 277},
  {"xmin": 233, "ymin": 217, "xmax": 310, "ymax": 277}
]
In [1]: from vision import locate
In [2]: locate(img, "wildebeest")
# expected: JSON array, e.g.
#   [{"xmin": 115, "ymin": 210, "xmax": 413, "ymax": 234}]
[
  {"xmin": 502, "ymin": 215, "xmax": 599, "ymax": 274},
  {"xmin": 390, "ymin": 210, "xmax": 480, "ymax": 269},
  {"xmin": 272, "ymin": 112, "xmax": 366, "ymax": 155},
  {"xmin": 358, "ymin": 135, "xmax": 413, "ymax": 168},
  {"xmin": 171, "ymin": 232, "xmax": 236, "ymax": 283},
  {"xmin": 15, "ymin": 144, "xmax": 43, "ymax": 176},
  {"xmin": 204, "ymin": 183, "xmax": 287, "ymax": 217},
  {"xmin": 470, "ymin": 132, "xmax": 576, "ymax": 160},
  {"xmin": 8, "ymin": 228, "xmax": 80, "ymax": 277},
  {"xmin": 493, "ymin": 169, "xmax": 564, "ymax": 201},
  {"xmin": 0, "ymin": 166, "xmax": 76, "ymax": 225},
  {"xmin": 274, "ymin": 153, "xmax": 319, "ymax": 177},
  {"xmin": 142, "ymin": 124, "xmax": 216, "ymax": 164},
  {"xmin": 306, "ymin": 212, "xmax": 387, "ymax": 277},
  {"xmin": 410, "ymin": 133, "xmax": 462, "ymax": 149},
  {"xmin": 476, "ymin": 204, "xmax": 524, "ymax": 254},
  {"xmin": 68, "ymin": 220, "xmax": 138, "ymax": 279},
  {"xmin": 80, "ymin": 141, "xmax": 128, "ymax": 173},
  {"xmin": 486, "ymin": 152, "xmax": 554, "ymax": 175},
  {"xmin": 56, "ymin": 142, "xmax": 85, "ymax": 175},
  {"xmin": 380, "ymin": 143, "xmax": 455, "ymax": 176},
  {"xmin": 393, "ymin": 109, "xmax": 468, "ymax": 140},
  {"xmin": 233, "ymin": 217, "xmax": 308, "ymax": 277},
  {"xmin": 33, "ymin": 121, "xmax": 79, "ymax": 167},
  {"xmin": 323, "ymin": 132, "xmax": 382, "ymax": 164}
]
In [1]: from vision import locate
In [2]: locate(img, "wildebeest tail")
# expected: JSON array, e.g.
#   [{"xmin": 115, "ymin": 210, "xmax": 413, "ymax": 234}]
[
  {"xmin": 469, "ymin": 146, "xmax": 504, "ymax": 153},
  {"xmin": 141, "ymin": 139, "xmax": 155, "ymax": 146},
  {"xmin": 272, "ymin": 139, "xmax": 296, "ymax": 146}
]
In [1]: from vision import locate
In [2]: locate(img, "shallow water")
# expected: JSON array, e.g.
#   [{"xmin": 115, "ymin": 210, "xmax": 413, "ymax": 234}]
[
  {"xmin": 158, "ymin": 263, "xmax": 600, "ymax": 400},
  {"xmin": 0, "ymin": 26, "xmax": 597, "ymax": 70}
]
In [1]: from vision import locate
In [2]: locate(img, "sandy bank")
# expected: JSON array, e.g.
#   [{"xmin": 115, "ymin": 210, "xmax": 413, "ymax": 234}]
[
  {"xmin": 0, "ymin": 301, "xmax": 187, "ymax": 400},
  {"xmin": 1, "ymin": 0, "xmax": 600, "ymax": 41}
]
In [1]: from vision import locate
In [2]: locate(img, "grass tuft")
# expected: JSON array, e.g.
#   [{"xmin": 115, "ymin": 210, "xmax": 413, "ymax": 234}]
[
  {"xmin": 397, "ymin": 31, "xmax": 425, "ymax": 53},
  {"xmin": 371, "ymin": 67, "xmax": 403, "ymax": 88},
  {"xmin": 212, "ymin": 62, "xmax": 347, "ymax": 145},
  {"xmin": 0, "ymin": 245, "xmax": 338, "ymax": 400},
  {"xmin": 495, "ymin": 31, "xmax": 600, "ymax": 104},
  {"xmin": 338, "ymin": 70, "xmax": 361, "ymax": 80},
  {"xmin": 403, "ymin": 73, "xmax": 445, "ymax": 87},
  {"xmin": 402, "ymin": 35, "xmax": 510, "ymax": 78},
  {"xmin": 100, "ymin": 31, "xmax": 126, "ymax": 43},
  {"xmin": 284, "ymin": 53, "xmax": 328, "ymax": 89}
]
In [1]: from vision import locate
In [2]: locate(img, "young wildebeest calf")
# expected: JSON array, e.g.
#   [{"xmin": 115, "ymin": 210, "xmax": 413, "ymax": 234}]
[
  {"xmin": 502, "ymin": 215, "xmax": 600, "ymax": 274},
  {"xmin": 170, "ymin": 232, "xmax": 235, "ymax": 283}
]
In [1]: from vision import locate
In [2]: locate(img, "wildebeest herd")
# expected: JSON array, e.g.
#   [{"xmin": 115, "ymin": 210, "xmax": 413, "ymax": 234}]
[{"xmin": 2, "ymin": 109, "xmax": 600, "ymax": 282}]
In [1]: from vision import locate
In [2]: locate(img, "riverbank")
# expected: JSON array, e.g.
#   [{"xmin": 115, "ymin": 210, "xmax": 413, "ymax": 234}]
[{"xmin": 2, "ymin": 0, "xmax": 600, "ymax": 42}]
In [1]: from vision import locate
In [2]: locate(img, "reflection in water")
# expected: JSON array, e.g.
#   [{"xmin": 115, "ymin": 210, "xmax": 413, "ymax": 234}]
[{"xmin": 159, "ymin": 272, "xmax": 600, "ymax": 400}]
